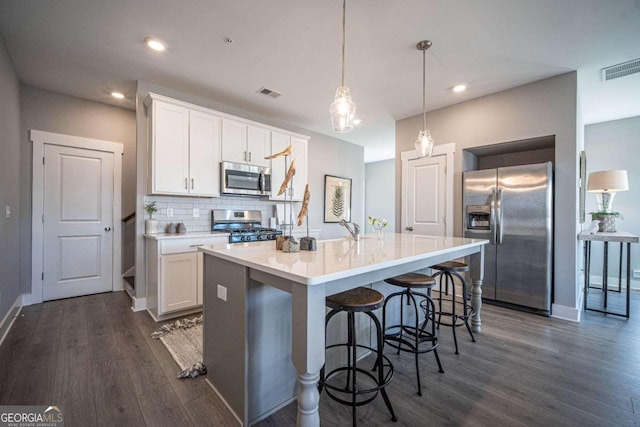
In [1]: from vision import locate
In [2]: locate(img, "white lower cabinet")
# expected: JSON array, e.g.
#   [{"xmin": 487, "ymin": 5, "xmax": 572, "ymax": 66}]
[
  {"xmin": 146, "ymin": 235, "xmax": 227, "ymax": 321},
  {"xmin": 160, "ymin": 252, "xmax": 202, "ymax": 314}
]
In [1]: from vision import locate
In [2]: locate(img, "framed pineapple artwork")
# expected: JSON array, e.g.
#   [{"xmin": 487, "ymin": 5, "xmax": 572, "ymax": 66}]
[{"xmin": 324, "ymin": 175, "xmax": 352, "ymax": 223}]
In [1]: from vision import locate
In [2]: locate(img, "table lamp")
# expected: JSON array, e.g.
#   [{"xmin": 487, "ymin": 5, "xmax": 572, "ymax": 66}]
[{"xmin": 587, "ymin": 170, "xmax": 628, "ymax": 212}]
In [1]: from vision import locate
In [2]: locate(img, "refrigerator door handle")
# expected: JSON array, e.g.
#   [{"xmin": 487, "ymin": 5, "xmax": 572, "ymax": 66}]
[
  {"xmin": 497, "ymin": 188, "xmax": 504, "ymax": 245},
  {"xmin": 490, "ymin": 189, "xmax": 497, "ymax": 245}
]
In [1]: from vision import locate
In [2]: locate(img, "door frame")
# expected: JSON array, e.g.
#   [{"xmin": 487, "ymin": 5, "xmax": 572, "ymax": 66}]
[
  {"xmin": 400, "ymin": 142, "xmax": 455, "ymax": 237},
  {"xmin": 27, "ymin": 130, "xmax": 123, "ymax": 305}
]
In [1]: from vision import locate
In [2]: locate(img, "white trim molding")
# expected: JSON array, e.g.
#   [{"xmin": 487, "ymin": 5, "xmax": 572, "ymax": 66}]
[
  {"xmin": 28, "ymin": 129, "xmax": 124, "ymax": 305},
  {"xmin": 551, "ymin": 303, "xmax": 581, "ymax": 323}
]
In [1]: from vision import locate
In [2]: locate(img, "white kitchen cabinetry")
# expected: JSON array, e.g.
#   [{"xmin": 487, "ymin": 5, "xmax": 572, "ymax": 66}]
[
  {"xmin": 221, "ymin": 119, "xmax": 270, "ymax": 168},
  {"xmin": 146, "ymin": 94, "xmax": 220, "ymax": 197},
  {"xmin": 160, "ymin": 252, "xmax": 201, "ymax": 313},
  {"xmin": 270, "ymin": 132, "xmax": 309, "ymax": 201},
  {"xmin": 145, "ymin": 234, "xmax": 227, "ymax": 321}
]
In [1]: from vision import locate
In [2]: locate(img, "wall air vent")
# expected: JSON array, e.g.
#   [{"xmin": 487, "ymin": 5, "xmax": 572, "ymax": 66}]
[
  {"xmin": 601, "ymin": 58, "xmax": 640, "ymax": 81},
  {"xmin": 257, "ymin": 87, "xmax": 282, "ymax": 99}
]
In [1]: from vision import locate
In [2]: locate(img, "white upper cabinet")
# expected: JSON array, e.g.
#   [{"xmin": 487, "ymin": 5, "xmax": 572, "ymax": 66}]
[
  {"xmin": 269, "ymin": 132, "xmax": 309, "ymax": 201},
  {"xmin": 247, "ymin": 126, "xmax": 270, "ymax": 168},
  {"xmin": 221, "ymin": 119, "xmax": 270, "ymax": 168},
  {"xmin": 147, "ymin": 94, "xmax": 220, "ymax": 197},
  {"xmin": 151, "ymin": 101, "xmax": 190, "ymax": 195},
  {"xmin": 221, "ymin": 118, "xmax": 248, "ymax": 164}
]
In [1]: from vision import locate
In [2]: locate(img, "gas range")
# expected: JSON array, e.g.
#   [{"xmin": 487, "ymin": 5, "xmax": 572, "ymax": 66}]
[{"xmin": 212, "ymin": 209, "xmax": 282, "ymax": 243}]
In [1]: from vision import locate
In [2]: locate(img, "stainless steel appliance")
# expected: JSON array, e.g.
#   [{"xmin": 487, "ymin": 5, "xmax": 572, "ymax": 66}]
[
  {"xmin": 463, "ymin": 162, "xmax": 553, "ymax": 314},
  {"xmin": 211, "ymin": 209, "xmax": 282, "ymax": 243},
  {"xmin": 220, "ymin": 161, "xmax": 271, "ymax": 196}
]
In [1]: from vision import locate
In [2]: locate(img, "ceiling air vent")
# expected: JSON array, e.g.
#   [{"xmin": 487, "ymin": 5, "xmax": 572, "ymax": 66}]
[
  {"xmin": 601, "ymin": 58, "xmax": 640, "ymax": 81},
  {"xmin": 257, "ymin": 87, "xmax": 282, "ymax": 99}
]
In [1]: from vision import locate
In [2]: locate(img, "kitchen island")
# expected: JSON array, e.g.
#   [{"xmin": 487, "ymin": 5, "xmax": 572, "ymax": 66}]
[{"xmin": 199, "ymin": 233, "xmax": 488, "ymax": 426}]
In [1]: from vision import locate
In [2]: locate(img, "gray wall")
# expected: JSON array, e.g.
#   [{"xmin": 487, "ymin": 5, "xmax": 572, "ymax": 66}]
[
  {"xmin": 584, "ymin": 116, "xmax": 640, "ymax": 287},
  {"xmin": 19, "ymin": 86, "xmax": 136, "ymax": 293},
  {"xmin": 396, "ymin": 73, "xmax": 581, "ymax": 314},
  {"xmin": 0, "ymin": 37, "xmax": 22, "ymax": 322},
  {"xmin": 135, "ymin": 80, "xmax": 364, "ymax": 300},
  {"xmin": 365, "ymin": 159, "xmax": 396, "ymax": 233}
]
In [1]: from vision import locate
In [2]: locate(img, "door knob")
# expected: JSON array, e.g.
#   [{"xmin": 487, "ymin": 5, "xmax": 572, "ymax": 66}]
[
  {"xmin": 105, "ymin": 227, "xmax": 112, "ymax": 232},
  {"xmin": 406, "ymin": 227, "xmax": 414, "ymax": 231}
]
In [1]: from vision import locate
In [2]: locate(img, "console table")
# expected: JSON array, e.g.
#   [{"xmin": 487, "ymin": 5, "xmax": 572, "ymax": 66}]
[{"xmin": 579, "ymin": 231, "xmax": 638, "ymax": 318}]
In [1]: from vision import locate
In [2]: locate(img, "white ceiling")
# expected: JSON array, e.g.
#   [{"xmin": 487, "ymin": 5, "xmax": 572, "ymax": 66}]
[{"xmin": 1, "ymin": 0, "xmax": 639, "ymax": 163}]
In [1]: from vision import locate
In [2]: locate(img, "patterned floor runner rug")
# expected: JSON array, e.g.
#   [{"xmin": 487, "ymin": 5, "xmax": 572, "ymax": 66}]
[{"xmin": 151, "ymin": 316, "xmax": 207, "ymax": 379}]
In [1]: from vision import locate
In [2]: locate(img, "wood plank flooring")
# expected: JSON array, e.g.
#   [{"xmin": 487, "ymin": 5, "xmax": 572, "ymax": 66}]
[{"xmin": 1, "ymin": 291, "xmax": 640, "ymax": 426}]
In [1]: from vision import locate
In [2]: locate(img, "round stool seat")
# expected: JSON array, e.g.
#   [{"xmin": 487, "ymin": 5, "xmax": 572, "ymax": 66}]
[
  {"xmin": 430, "ymin": 261, "xmax": 469, "ymax": 272},
  {"xmin": 327, "ymin": 287, "xmax": 384, "ymax": 312},
  {"xmin": 384, "ymin": 273, "xmax": 436, "ymax": 288}
]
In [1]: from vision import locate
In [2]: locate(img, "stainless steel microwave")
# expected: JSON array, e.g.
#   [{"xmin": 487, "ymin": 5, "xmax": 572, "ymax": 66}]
[{"xmin": 220, "ymin": 161, "xmax": 271, "ymax": 196}]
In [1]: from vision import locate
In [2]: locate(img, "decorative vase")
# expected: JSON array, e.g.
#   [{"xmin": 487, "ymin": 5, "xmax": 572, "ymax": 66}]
[
  {"xmin": 145, "ymin": 219, "xmax": 159, "ymax": 234},
  {"xmin": 591, "ymin": 213, "xmax": 617, "ymax": 232},
  {"xmin": 373, "ymin": 224, "xmax": 385, "ymax": 240}
]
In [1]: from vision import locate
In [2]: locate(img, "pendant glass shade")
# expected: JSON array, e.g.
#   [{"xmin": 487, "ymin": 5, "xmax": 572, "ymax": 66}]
[
  {"xmin": 414, "ymin": 128, "xmax": 434, "ymax": 158},
  {"xmin": 330, "ymin": 86, "xmax": 356, "ymax": 133}
]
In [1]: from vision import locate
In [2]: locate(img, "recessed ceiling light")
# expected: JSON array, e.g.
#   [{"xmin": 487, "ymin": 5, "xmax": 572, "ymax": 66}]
[
  {"xmin": 452, "ymin": 84, "xmax": 467, "ymax": 93},
  {"xmin": 145, "ymin": 37, "xmax": 166, "ymax": 52},
  {"xmin": 353, "ymin": 119, "xmax": 362, "ymax": 125},
  {"xmin": 111, "ymin": 91, "xmax": 125, "ymax": 99}
]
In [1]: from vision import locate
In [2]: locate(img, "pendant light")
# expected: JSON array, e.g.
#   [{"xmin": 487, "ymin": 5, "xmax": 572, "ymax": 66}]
[
  {"xmin": 330, "ymin": 0, "xmax": 356, "ymax": 133},
  {"xmin": 414, "ymin": 40, "xmax": 434, "ymax": 158}
]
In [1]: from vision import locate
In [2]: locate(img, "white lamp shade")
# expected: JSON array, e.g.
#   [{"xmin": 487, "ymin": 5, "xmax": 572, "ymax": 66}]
[{"xmin": 587, "ymin": 170, "xmax": 629, "ymax": 193}]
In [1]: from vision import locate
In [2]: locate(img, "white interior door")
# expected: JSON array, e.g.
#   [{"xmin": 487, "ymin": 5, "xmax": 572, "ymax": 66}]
[
  {"xmin": 43, "ymin": 144, "xmax": 114, "ymax": 300},
  {"xmin": 401, "ymin": 143, "xmax": 455, "ymax": 236}
]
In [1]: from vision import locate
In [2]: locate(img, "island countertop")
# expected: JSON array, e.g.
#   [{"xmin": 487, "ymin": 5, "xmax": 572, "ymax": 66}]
[{"xmin": 199, "ymin": 233, "xmax": 488, "ymax": 286}]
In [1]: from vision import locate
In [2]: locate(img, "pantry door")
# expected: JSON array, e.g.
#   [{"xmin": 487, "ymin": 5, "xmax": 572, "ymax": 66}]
[
  {"xmin": 30, "ymin": 130, "xmax": 122, "ymax": 304},
  {"xmin": 401, "ymin": 143, "xmax": 455, "ymax": 237}
]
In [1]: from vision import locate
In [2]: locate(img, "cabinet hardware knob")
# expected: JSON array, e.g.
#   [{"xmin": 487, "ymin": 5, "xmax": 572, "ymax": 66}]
[{"xmin": 405, "ymin": 226, "xmax": 414, "ymax": 231}]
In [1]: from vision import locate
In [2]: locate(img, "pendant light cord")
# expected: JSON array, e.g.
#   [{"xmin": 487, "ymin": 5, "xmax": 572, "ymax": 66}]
[
  {"xmin": 422, "ymin": 47, "xmax": 427, "ymax": 130},
  {"xmin": 341, "ymin": 0, "xmax": 346, "ymax": 88}
]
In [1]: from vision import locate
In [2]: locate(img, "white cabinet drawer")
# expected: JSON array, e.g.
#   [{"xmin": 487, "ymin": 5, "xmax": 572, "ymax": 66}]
[{"xmin": 160, "ymin": 236, "xmax": 228, "ymax": 255}]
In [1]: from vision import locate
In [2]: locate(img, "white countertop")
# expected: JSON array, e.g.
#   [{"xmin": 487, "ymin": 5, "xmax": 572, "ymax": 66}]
[
  {"xmin": 199, "ymin": 233, "xmax": 488, "ymax": 285},
  {"xmin": 144, "ymin": 231, "xmax": 229, "ymax": 240}
]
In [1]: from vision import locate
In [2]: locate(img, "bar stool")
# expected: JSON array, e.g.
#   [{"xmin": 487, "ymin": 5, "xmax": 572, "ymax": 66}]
[
  {"xmin": 319, "ymin": 287, "xmax": 397, "ymax": 426},
  {"xmin": 428, "ymin": 261, "xmax": 475, "ymax": 355},
  {"xmin": 382, "ymin": 273, "xmax": 443, "ymax": 397}
]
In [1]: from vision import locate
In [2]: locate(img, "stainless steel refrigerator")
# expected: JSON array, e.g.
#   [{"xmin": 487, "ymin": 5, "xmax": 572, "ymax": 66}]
[{"xmin": 463, "ymin": 162, "xmax": 553, "ymax": 314}]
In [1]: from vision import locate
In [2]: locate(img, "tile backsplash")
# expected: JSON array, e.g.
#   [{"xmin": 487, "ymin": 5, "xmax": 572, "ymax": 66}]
[{"xmin": 144, "ymin": 195, "xmax": 295, "ymax": 233}]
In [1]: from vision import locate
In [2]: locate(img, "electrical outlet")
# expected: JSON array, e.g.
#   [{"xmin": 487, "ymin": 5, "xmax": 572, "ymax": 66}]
[
  {"xmin": 633, "ymin": 270, "xmax": 640, "ymax": 279},
  {"xmin": 166, "ymin": 208, "xmax": 173, "ymax": 218},
  {"xmin": 193, "ymin": 208, "xmax": 200, "ymax": 218},
  {"xmin": 217, "ymin": 284, "xmax": 227, "ymax": 302}
]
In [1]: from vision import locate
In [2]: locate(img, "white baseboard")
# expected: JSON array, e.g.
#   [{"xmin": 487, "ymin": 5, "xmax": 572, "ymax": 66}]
[
  {"xmin": 0, "ymin": 295, "xmax": 23, "ymax": 347},
  {"xmin": 551, "ymin": 303, "xmax": 581, "ymax": 322},
  {"xmin": 130, "ymin": 296, "xmax": 147, "ymax": 312},
  {"xmin": 21, "ymin": 292, "xmax": 41, "ymax": 306}
]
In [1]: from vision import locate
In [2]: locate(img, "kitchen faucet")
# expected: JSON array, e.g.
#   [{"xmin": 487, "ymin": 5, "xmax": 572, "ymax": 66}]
[{"xmin": 339, "ymin": 219, "xmax": 360, "ymax": 241}]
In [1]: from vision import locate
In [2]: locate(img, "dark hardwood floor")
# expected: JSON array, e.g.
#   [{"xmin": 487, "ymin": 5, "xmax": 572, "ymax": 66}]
[{"xmin": 1, "ymin": 290, "xmax": 640, "ymax": 426}]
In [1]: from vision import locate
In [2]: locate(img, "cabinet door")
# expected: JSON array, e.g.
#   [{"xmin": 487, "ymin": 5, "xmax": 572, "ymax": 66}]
[
  {"xmin": 247, "ymin": 125, "xmax": 271, "ymax": 167},
  {"xmin": 221, "ymin": 118, "xmax": 247, "ymax": 164},
  {"xmin": 160, "ymin": 253, "xmax": 199, "ymax": 314},
  {"xmin": 270, "ymin": 132, "xmax": 308, "ymax": 201},
  {"xmin": 189, "ymin": 110, "xmax": 220, "ymax": 196},
  {"xmin": 152, "ymin": 101, "xmax": 190, "ymax": 194}
]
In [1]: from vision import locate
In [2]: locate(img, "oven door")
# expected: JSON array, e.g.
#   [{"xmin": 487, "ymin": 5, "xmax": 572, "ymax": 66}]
[{"xmin": 221, "ymin": 161, "xmax": 271, "ymax": 196}]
